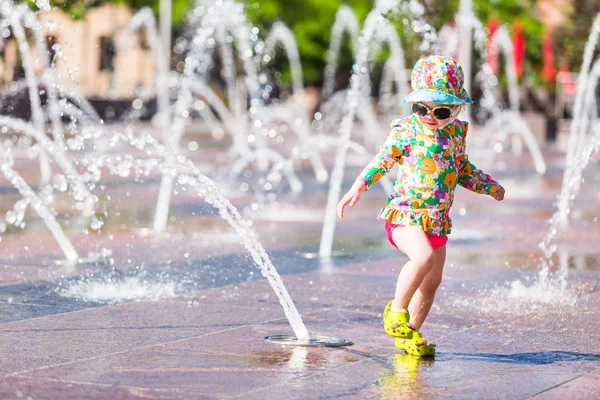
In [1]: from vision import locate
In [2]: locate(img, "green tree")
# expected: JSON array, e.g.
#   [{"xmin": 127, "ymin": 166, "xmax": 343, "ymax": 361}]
[
  {"xmin": 245, "ymin": 0, "xmax": 544, "ymax": 86},
  {"xmin": 245, "ymin": 0, "xmax": 374, "ymax": 84},
  {"xmin": 555, "ymin": 0, "xmax": 600, "ymax": 73}
]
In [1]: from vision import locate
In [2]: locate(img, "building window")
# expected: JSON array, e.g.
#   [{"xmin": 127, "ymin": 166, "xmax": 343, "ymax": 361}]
[
  {"xmin": 99, "ymin": 36, "xmax": 116, "ymax": 71},
  {"xmin": 46, "ymin": 35, "xmax": 58, "ymax": 65}
]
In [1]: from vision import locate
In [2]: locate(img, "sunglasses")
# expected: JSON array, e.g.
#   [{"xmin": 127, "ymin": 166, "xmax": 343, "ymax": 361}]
[{"xmin": 411, "ymin": 103, "xmax": 457, "ymax": 120}]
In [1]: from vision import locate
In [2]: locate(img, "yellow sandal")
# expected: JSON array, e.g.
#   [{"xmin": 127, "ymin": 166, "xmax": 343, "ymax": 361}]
[
  {"xmin": 383, "ymin": 300, "xmax": 414, "ymax": 339},
  {"xmin": 395, "ymin": 332, "xmax": 436, "ymax": 358}
]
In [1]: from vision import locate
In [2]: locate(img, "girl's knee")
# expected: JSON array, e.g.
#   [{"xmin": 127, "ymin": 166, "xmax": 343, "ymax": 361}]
[
  {"xmin": 423, "ymin": 273, "xmax": 443, "ymax": 292},
  {"xmin": 412, "ymin": 251, "xmax": 436, "ymax": 271}
]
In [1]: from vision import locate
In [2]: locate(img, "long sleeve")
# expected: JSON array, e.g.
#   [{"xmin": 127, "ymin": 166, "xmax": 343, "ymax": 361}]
[
  {"xmin": 357, "ymin": 120, "xmax": 409, "ymax": 190},
  {"xmin": 456, "ymin": 122, "xmax": 502, "ymax": 195}
]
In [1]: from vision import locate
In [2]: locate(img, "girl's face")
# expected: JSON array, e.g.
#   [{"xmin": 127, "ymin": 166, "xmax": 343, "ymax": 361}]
[{"xmin": 414, "ymin": 101, "xmax": 460, "ymax": 130}]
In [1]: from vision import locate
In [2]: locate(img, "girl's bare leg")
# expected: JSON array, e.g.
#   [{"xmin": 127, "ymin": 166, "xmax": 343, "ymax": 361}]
[
  {"xmin": 408, "ymin": 245, "xmax": 446, "ymax": 331},
  {"xmin": 390, "ymin": 226, "xmax": 436, "ymax": 312}
]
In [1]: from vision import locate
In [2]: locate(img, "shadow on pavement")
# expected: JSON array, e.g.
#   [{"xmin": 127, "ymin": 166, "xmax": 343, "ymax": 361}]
[{"xmin": 444, "ymin": 351, "xmax": 600, "ymax": 365}]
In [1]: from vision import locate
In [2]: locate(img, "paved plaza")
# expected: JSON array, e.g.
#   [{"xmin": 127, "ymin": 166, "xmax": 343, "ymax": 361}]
[{"xmin": 1, "ymin": 120, "xmax": 600, "ymax": 399}]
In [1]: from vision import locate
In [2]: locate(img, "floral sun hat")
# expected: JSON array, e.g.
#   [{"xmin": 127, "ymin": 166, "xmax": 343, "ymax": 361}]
[{"xmin": 403, "ymin": 55, "xmax": 472, "ymax": 104}]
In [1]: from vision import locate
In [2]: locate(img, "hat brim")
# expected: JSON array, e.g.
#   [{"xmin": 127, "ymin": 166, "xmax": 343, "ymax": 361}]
[{"xmin": 402, "ymin": 89, "xmax": 472, "ymax": 104}]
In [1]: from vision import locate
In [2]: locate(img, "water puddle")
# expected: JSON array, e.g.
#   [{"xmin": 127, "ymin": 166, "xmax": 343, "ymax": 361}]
[{"xmin": 374, "ymin": 354, "xmax": 435, "ymax": 399}]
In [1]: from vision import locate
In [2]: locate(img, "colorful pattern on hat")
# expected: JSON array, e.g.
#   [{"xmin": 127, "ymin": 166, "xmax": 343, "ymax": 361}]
[{"xmin": 403, "ymin": 55, "xmax": 472, "ymax": 104}]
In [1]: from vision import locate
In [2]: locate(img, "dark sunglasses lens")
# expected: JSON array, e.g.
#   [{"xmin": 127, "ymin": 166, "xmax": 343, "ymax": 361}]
[
  {"xmin": 433, "ymin": 107, "xmax": 452, "ymax": 120},
  {"xmin": 412, "ymin": 104, "xmax": 428, "ymax": 117}
]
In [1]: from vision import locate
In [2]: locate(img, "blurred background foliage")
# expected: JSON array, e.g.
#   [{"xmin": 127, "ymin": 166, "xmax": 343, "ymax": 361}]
[
  {"xmin": 244, "ymin": 0, "xmax": 544, "ymax": 86},
  {"xmin": 15, "ymin": 0, "xmax": 592, "ymax": 88},
  {"xmin": 555, "ymin": 0, "xmax": 600, "ymax": 73}
]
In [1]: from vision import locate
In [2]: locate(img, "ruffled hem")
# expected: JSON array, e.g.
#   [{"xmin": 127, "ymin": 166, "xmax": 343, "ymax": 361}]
[{"xmin": 377, "ymin": 207, "xmax": 452, "ymax": 236}]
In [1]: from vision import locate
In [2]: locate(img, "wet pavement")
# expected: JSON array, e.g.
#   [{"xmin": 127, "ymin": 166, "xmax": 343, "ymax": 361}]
[{"xmin": 1, "ymin": 120, "xmax": 600, "ymax": 399}]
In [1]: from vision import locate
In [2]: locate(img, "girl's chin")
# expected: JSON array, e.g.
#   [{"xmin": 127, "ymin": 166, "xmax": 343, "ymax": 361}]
[{"xmin": 421, "ymin": 121, "xmax": 441, "ymax": 129}]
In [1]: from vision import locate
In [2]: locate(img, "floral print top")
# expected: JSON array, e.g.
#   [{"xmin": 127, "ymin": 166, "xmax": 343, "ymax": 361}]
[{"xmin": 357, "ymin": 115, "xmax": 502, "ymax": 236}]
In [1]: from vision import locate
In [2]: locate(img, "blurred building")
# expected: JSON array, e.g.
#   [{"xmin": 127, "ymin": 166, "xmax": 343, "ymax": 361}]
[
  {"xmin": 536, "ymin": 0, "xmax": 573, "ymax": 29},
  {"xmin": 0, "ymin": 3, "xmax": 156, "ymax": 100}
]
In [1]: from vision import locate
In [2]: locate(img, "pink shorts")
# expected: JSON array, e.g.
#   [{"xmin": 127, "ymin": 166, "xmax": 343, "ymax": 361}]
[{"xmin": 385, "ymin": 221, "xmax": 448, "ymax": 250}]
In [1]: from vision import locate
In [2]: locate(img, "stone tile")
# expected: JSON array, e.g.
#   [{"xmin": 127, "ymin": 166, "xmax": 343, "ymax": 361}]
[
  {"xmin": 0, "ymin": 298, "xmax": 282, "ymax": 377},
  {"xmin": 0, "ymin": 377, "xmax": 184, "ymax": 400},
  {"xmin": 15, "ymin": 323, "xmax": 370, "ymax": 398},
  {"xmin": 531, "ymin": 368, "xmax": 600, "ymax": 399},
  {"xmin": 240, "ymin": 358, "xmax": 392, "ymax": 400}
]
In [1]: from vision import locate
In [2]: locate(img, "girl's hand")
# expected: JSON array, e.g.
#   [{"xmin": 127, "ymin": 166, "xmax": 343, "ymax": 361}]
[
  {"xmin": 337, "ymin": 182, "xmax": 365, "ymax": 218},
  {"xmin": 492, "ymin": 187, "xmax": 505, "ymax": 201}
]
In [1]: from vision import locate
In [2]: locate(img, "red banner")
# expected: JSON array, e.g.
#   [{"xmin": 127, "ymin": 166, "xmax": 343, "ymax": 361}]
[
  {"xmin": 542, "ymin": 31, "xmax": 557, "ymax": 83},
  {"xmin": 512, "ymin": 20, "xmax": 525, "ymax": 78},
  {"xmin": 487, "ymin": 17, "xmax": 500, "ymax": 74}
]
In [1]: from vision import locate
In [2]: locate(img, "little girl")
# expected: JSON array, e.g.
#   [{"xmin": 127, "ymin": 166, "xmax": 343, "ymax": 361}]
[{"xmin": 337, "ymin": 55, "xmax": 505, "ymax": 357}]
